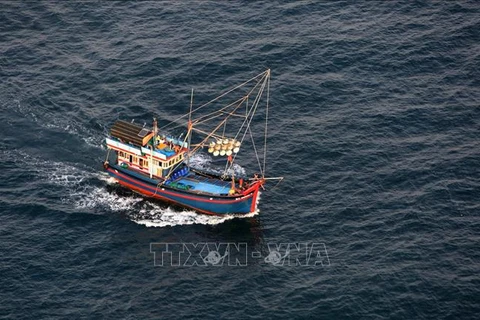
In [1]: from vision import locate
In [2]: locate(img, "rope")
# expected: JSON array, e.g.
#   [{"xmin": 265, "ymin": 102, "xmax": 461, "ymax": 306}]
[
  {"xmin": 104, "ymin": 148, "xmax": 111, "ymax": 163},
  {"xmin": 159, "ymin": 70, "xmax": 268, "ymax": 131},
  {"xmin": 221, "ymin": 72, "xmax": 269, "ymax": 177},
  {"xmin": 225, "ymin": 74, "xmax": 268, "ymax": 173},
  {"xmin": 263, "ymin": 70, "xmax": 270, "ymax": 178},
  {"xmin": 249, "ymin": 125, "xmax": 263, "ymax": 176},
  {"xmin": 154, "ymin": 182, "xmax": 161, "ymax": 196},
  {"xmin": 152, "ymin": 70, "xmax": 271, "ymax": 182},
  {"xmin": 192, "ymin": 96, "xmax": 247, "ymax": 125},
  {"xmin": 188, "ymin": 98, "xmax": 246, "ymax": 156}
]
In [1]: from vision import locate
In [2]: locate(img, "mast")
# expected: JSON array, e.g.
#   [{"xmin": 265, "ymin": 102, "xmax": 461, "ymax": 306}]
[
  {"xmin": 150, "ymin": 118, "xmax": 158, "ymax": 179},
  {"xmin": 187, "ymin": 88, "xmax": 193, "ymax": 166},
  {"xmin": 153, "ymin": 117, "xmax": 158, "ymax": 137}
]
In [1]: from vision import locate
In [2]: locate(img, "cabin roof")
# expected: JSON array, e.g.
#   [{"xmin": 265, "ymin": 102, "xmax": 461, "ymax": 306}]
[{"xmin": 110, "ymin": 120, "xmax": 152, "ymax": 146}]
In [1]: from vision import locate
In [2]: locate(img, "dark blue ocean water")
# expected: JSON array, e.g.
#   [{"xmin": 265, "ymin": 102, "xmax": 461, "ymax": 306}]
[{"xmin": 1, "ymin": 1, "xmax": 479, "ymax": 319}]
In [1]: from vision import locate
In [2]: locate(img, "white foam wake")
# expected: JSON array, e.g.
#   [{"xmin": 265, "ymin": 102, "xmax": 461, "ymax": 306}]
[
  {"xmin": 134, "ymin": 206, "xmax": 259, "ymax": 228},
  {"xmin": 6, "ymin": 147, "xmax": 257, "ymax": 227},
  {"xmin": 133, "ymin": 191, "xmax": 261, "ymax": 227},
  {"xmin": 72, "ymin": 186, "xmax": 144, "ymax": 211},
  {"xmin": 9, "ymin": 99, "xmax": 107, "ymax": 149},
  {"xmin": 96, "ymin": 172, "xmax": 119, "ymax": 185},
  {"xmin": 189, "ymin": 153, "xmax": 247, "ymax": 176}
]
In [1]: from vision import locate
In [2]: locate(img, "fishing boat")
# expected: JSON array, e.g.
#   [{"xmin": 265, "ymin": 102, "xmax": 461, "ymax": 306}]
[{"xmin": 103, "ymin": 70, "xmax": 282, "ymax": 215}]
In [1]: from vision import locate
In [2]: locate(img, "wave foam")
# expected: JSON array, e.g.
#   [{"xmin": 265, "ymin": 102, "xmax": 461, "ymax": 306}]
[
  {"xmin": 189, "ymin": 153, "xmax": 247, "ymax": 176},
  {"xmin": 9, "ymin": 99, "xmax": 106, "ymax": 149},
  {"xmin": 6, "ymin": 148, "xmax": 258, "ymax": 227},
  {"xmin": 72, "ymin": 186, "xmax": 144, "ymax": 211},
  {"xmin": 133, "ymin": 204, "xmax": 259, "ymax": 227}
]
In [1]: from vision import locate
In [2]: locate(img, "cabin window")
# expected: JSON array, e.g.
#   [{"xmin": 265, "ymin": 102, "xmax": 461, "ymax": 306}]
[
  {"xmin": 129, "ymin": 155, "xmax": 133, "ymax": 163},
  {"xmin": 139, "ymin": 159, "xmax": 144, "ymax": 167},
  {"xmin": 118, "ymin": 151, "xmax": 124, "ymax": 158}
]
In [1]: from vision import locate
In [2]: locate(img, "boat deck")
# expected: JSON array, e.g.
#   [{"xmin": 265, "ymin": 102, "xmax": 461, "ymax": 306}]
[
  {"xmin": 111, "ymin": 161, "xmax": 234, "ymax": 196},
  {"xmin": 176, "ymin": 173, "xmax": 232, "ymax": 195}
]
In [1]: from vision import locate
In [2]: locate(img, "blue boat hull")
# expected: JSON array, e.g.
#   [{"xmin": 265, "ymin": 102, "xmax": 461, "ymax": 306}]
[{"xmin": 104, "ymin": 163, "xmax": 260, "ymax": 215}]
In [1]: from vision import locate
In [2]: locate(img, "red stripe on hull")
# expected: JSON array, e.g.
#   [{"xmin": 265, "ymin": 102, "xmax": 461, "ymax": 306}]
[
  {"xmin": 107, "ymin": 166, "xmax": 260, "ymax": 215},
  {"xmin": 115, "ymin": 177, "xmax": 222, "ymax": 216},
  {"xmin": 109, "ymin": 167, "xmax": 254, "ymax": 204},
  {"xmin": 250, "ymin": 187, "xmax": 259, "ymax": 212}
]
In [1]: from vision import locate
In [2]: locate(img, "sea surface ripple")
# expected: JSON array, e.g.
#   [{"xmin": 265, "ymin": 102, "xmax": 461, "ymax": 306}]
[{"xmin": 0, "ymin": 1, "xmax": 479, "ymax": 319}]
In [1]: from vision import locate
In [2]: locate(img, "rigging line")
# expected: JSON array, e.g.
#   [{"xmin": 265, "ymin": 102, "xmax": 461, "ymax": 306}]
[
  {"xmin": 181, "ymin": 126, "xmax": 191, "ymax": 148},
  {"xmin": 163, "ymin": 149, "xmax": 190, "ymax": 184},
  {"xmin": 223, "ymin": 121, "xmax": 263, "ymax": 178},
  {"xmin": 159, "ymin": 70, "xmax": 268, "ymax": 130},
  {"xmin": 191, "ymin": 127, "xmax": 224, "ymax": 139},
  {"xmin": 263, "ymin": 70, "xmax": 270, "ymax": 177},
  {"xmin": 192, "ymin": 113, "xmax": 225, "ymax": 128},
  {"xmin": 163, "ymin": 71, "xmax": 267, "ymax": 134},
  {"xmin": 158, "ymin": 120, "xmax": 191, "ymax": 132},
  {"xmin": 192, "ymin": 97, "xmax": 247, "ymax": 127},
  {"xmin": 234, "ymin": 74, "xmax": 267, "ymax": 142},
  {"xmin": 249, "ymin": 125, "xmax": 263, "ymax": 176},
  {"xmin": 194, "ymin": 98, "xmax": 247, "ymax": 138},
  {"xmin": 228, "ymin": 78, "xmax": 267, "ymax": 169},
  {"xmin": 104, "ymin": 148, "xmax": 111, "ymax": 163},
  {"xmin": 162, "ymin": 73, "xmax": 264, "ymax": 133},
  {"xmin": 188, "ymin": 99, "xmax": 246, "ymax": 156},
  {"xmin": 187, "ymin": 88, "xmax": 193, "ymax": 166},
  {"xmin": 223, "ymin": 157, "xmax": 230, "ymax": 178},
  {"xmin": 244, "ymin": 96, "xmax": 264, "ymax": 174},
  {"xmin": 189, "ymin": 125, "xmax": 223, "ymax": 156},
  {"xmin": 163, "ymin": 160, "xmax": 185, "ymax": 184},
  {"xmin": 228, "ymin": 70, "xmax": 268, "ymax": 175},
  {"xmin": 228, "ymin": 76, "xmax": 267, "ymax": 168},
  {"xmin": 159, "ymin": 114, "xmax": 221, "ymax": 131},
  {"xmin": 158, "ymin": 98, "xmax": 240, "ymax": 132},
  {"xmin": 191, "ymin": 96, "xmax": 247, "ymax": 125},
  {"xmin": 217, "ymin": 111, "xmax": 247, "ymax": 118},
  {"xmin": 267, "ymin": 177, "xmax": 284, "ymax": 192},
  {"xmin": 190, "ymin": 70, "xmax": 268, "ymax": 116},
  {"xmin": 222, "ymin": 117, "xmax": 227, "ymax": 137},
  {"xmin": 232, "ymin": 76, "xmax": 266, "ymax": 143}
]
